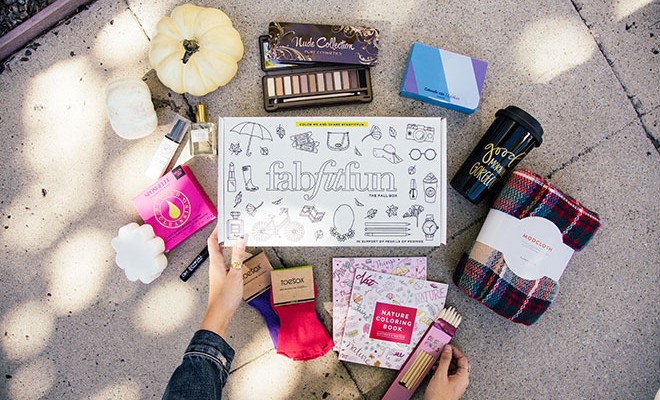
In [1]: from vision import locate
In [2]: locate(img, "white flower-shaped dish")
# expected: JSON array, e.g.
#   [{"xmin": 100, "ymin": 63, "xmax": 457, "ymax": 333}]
[{"xmin": 111, "ymin": 223, "xmax": 167, "ymax": 284}]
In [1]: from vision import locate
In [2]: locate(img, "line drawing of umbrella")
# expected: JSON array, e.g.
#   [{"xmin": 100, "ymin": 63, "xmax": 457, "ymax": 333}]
[{"xmin": 230, "ymin": 121, "xmax": 273, "ymax": 156}]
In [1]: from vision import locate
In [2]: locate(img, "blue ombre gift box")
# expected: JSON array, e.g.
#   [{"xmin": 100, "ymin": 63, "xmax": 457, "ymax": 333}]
[{"xmin": 400, "ymin": 42, "xmax": 488, "ymax": 114}]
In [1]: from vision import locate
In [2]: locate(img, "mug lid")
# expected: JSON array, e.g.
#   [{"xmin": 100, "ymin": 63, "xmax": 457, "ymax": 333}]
[{"xmin": 496, "ymin": 106, "xmax": 543, "ymax": 146}]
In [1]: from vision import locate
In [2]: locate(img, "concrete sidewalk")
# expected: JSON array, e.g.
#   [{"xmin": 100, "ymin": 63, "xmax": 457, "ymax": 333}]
[{"xmin": 0, "ymin": 0, "xmax": 658, "ymax": 399}]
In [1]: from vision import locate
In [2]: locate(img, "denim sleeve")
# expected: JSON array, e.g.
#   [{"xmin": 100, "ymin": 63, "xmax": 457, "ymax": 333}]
[{"xmin": 162, "ymin": 330, "xmax": 235, "ymax": 400}]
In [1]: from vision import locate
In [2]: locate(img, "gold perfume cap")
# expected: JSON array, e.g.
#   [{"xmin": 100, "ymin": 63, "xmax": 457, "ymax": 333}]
[{"xmin": 195, "ymin": 104, "xmax": 207, "ymax": 123}]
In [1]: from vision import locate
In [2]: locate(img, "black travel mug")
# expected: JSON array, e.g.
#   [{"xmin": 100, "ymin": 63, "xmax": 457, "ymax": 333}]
[{"xmin": 450, "ymin": 106, "xmax": 543, "ymax": 204}]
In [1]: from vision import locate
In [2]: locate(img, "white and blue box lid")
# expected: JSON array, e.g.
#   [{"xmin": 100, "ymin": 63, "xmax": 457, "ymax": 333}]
[{"xmin": 400, "ymin": 42, "xmax": 488, "ymax": 114}]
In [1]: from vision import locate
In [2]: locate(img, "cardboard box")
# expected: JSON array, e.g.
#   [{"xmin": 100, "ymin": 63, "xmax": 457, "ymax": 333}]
[
  {"xmin": 400, "ymin": 42, "xmax": 488, "ymax": 114},
  {"xmin": 218, "ymin": 116, "xmax": 447, "ymax": 247}
]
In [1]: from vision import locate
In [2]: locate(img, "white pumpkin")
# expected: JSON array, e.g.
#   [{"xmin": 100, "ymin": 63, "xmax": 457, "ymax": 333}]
[{"xmin": 149, "ymin": 4, "xmax": 244, "ymax": 96}]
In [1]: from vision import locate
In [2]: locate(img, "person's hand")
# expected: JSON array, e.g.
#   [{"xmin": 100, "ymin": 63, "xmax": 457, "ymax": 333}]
[
  {"xmin": 199, "ymin": 227, "xmax": 246, "ymax": 337},
  {"xmin": 423, "ymin": 345, "xmax": 470, "ymax": 400}
]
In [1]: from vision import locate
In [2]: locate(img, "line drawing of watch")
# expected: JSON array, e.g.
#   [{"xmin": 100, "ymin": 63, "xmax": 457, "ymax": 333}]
[{"xmin": 422, "ymin": 214, "xmax": 438, "ymax": 241}]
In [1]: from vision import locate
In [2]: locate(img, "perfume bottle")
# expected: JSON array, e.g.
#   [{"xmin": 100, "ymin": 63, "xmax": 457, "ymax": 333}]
[{"xmin": 190, "ymin": 104, "xmax": 216, "ymax": 156}]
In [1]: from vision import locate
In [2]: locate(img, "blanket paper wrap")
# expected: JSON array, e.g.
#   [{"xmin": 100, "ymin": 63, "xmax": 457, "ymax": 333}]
[{"xmin": 453, "ymin": 169, "xmax": 601, "ymax": 325}]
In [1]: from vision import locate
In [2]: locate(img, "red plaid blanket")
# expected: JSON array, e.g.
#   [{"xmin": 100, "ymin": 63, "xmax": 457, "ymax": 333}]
[{"xmin": 453, "ymin": 169, "xmax": 601, "ymax": 325}]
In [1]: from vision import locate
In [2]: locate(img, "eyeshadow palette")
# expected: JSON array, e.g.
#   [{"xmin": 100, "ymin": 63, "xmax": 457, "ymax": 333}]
[
  {"xmin": 259, "ymin": 36, "xmax": 373, "ymax": 111},
  {"xmin": 267, "ymin": 22, "xmax": 380, "ymax": 65}
]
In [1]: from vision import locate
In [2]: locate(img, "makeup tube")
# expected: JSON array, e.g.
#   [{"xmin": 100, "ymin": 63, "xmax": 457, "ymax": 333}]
[{"xmin": 145, "ymin": 118, "xmax": 189, "ymax": 181}]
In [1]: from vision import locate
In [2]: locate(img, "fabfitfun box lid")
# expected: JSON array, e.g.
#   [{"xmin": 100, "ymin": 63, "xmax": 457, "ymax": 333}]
[{"xmin": 400, "ymin": 42, "xmax": 488, "ymax": 114}]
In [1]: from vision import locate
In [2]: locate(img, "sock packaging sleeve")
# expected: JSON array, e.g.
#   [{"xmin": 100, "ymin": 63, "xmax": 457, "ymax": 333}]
[
  {"xmin": 271, "ymin": 266, "xmax": 316, "ymax": 305},
  {"xmin": 242, "ymin": 252, "xmax": 274, "ymax": 301}
]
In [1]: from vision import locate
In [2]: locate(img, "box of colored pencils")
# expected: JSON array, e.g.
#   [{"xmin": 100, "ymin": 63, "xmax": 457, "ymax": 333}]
[
  {"xmin": 382, "ymin": 307, "xmax": 463, "ymax": 400},
  {"xmin": 259, "ymin": 36, "xmax": 372, "ymax": 111}
]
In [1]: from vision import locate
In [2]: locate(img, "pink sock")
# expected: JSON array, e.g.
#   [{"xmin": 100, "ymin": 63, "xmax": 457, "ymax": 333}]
[{"xmin": 271, "ymin": 288, "xmax": 334, "ymax": 361}]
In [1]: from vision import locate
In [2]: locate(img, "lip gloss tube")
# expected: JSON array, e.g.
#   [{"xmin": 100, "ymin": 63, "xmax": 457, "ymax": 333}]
[{"xmin": 179, "ymin": 246, "xmax": 209, "ymax": 282}]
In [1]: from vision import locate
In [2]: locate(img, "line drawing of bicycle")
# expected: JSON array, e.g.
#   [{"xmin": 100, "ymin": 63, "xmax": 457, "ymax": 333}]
[{"xmin": 251, "ymin": 208, "xmax": 304, "ymax": 242}]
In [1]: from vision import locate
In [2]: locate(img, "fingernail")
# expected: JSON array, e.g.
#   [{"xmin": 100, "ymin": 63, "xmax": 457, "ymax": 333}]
[
  {"xmin": 443, "ymin": 345, "xmax": 451, "ymax": 352},
  {"xmin": 232, "ymin": 237, "xmax": 246, "ymax": 260}
]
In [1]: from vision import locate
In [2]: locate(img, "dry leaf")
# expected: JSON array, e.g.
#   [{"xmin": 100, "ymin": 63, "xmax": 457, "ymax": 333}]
[{"xmin": 389, "ymin": 126, "xmax": 397, "ymax": 138}]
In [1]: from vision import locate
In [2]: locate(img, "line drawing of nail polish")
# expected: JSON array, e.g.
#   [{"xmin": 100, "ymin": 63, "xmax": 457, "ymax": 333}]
[{"xmin": 409, "ymin": 178, "xmax": 418, "ymax": 200}]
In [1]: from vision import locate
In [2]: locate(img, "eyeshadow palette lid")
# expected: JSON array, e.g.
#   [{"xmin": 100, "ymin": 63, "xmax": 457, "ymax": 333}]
[
  {"xmin": 400, "ymin": 42, "xmax": 488, "ymax": 114},
  {"xmin": 259, "ymin": 35, "xmax": 364, "ymax": 74},
  {"xmin": 267, "ymin": 22, "xmax": 379, "ymax": 66},
  {"xmin": 259, "ymin": 35, "xmax": 316, "ymax": 72}
]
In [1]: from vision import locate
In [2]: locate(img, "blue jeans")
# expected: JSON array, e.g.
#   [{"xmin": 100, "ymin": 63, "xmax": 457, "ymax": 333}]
[{"xmin": 163, "ymin": 330, "xmax": 235, "ymax": 400}]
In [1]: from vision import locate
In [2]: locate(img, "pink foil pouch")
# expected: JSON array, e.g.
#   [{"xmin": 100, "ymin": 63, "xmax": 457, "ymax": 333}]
[{"xmin": 132, "ymin": 165, "xmax": 217, "ymax": 251}]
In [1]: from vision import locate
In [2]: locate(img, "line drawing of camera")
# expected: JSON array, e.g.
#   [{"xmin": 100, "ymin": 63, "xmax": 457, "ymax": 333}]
[{"xmin": 406, "ymin": 123, "xmax": 435, "ymax": 143}]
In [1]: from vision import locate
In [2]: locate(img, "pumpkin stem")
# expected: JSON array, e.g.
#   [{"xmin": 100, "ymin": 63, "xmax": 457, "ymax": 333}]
[{"xmin": 181, "ymin": 39, "xmax": 200, "ymax": 64}]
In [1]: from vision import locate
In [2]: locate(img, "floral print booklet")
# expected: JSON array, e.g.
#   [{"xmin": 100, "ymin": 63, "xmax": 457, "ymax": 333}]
[
  {"xmin": 338, "ymin": 268, "xmax": 448, "ymax": 369},
  {"xmin": 332, "ymin": 257, "xmax": 427, "ymax": 351}
]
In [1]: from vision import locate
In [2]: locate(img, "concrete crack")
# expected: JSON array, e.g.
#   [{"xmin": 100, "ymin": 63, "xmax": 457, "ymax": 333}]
[
  {"xmin": 448, "ymin": 215, "xmax": 486, "ymax": 243},
  {"xmin": 448, "ymin": 117, "xmax": 639, "ymax": 240},
  {"xmin": 124, "ymin": 0, "xmax": 151, "ymax": 42},
  {"xmin": 270, "ymin": 247, "xmax": 288, "ymax": 268},
  {"xmin": 570, "ymin": 0, "xmax": 659, "ymax": 153},
  {"xmin": 547, "ymin": 118, "xmax": 637, "ymax": 179},
  {"xmin": 227, "ymin": 348, "xmax": 273, "ymax": 375},
  {"xmin": 122, "ymin": 1, "xmax": 196, "ymax": 118},
  {"xmin": 340, "ymin": 366, "xmax": 368, "ymax": 400}
]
